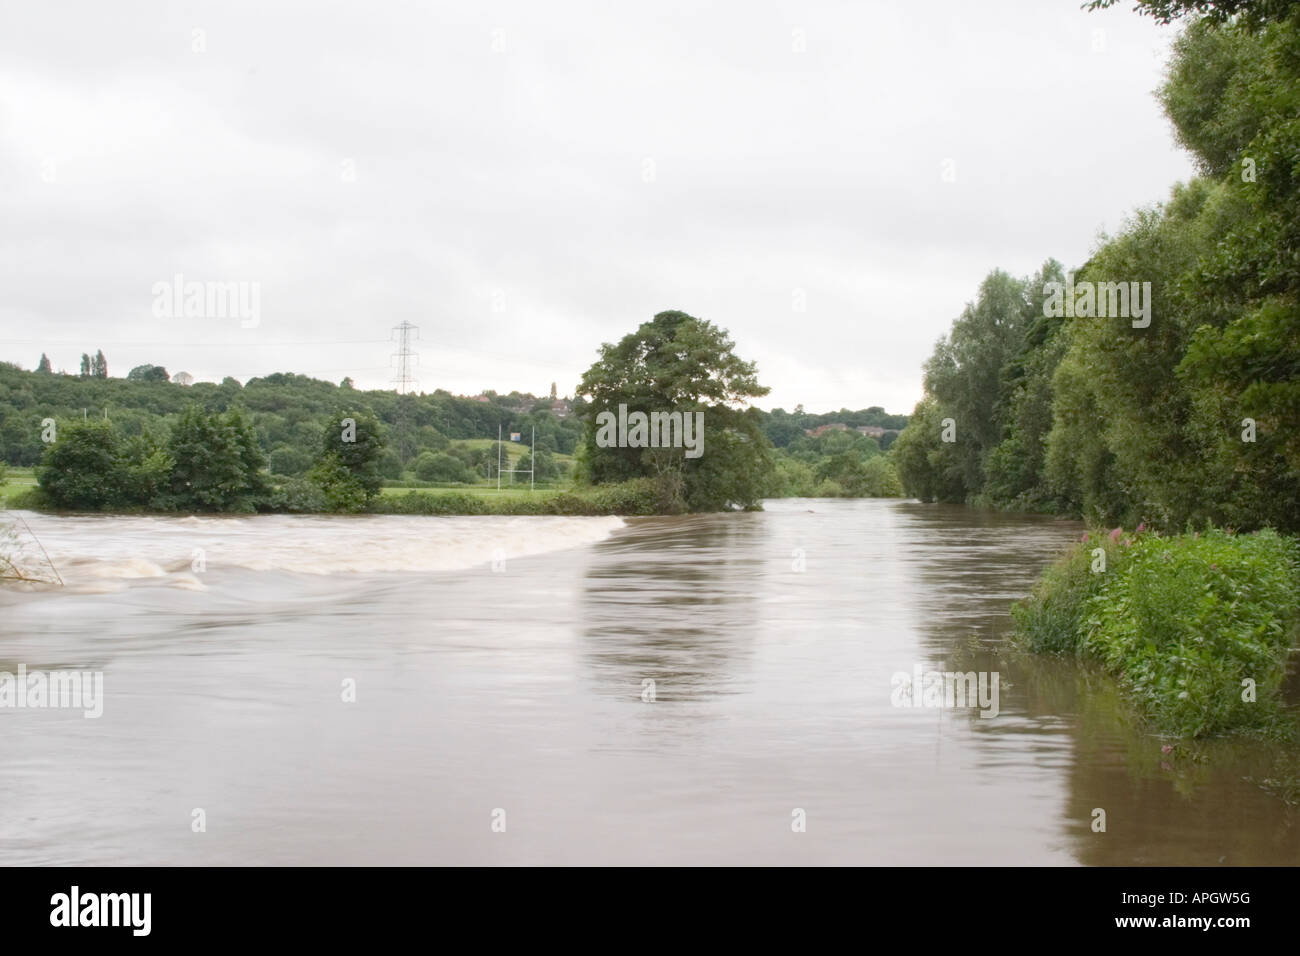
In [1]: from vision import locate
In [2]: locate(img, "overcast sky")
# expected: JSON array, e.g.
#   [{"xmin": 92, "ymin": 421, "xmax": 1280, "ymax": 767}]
[{"xmin": 0, "ymin": 0, "xmax": 1195, "ymax": 414}]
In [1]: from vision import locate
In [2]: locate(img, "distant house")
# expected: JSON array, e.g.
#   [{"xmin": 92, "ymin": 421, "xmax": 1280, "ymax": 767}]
[
  {"xmin": 855, "ymin": 425, "xmax": 886, "ymax": 438},
  {"xmin": 552, "ymin": 399, "xmax": 572, "ymax": 419},
  {"xmin": 804, "ymin": 423, "xmax": 849, "ymax": 437},
  {"xmin": 469, "ymin": 394, "xmax": 492, "ymax": 403},
  {"xmin": 172, "ymin": 371, "xmax": 195, "ymax": 387}
]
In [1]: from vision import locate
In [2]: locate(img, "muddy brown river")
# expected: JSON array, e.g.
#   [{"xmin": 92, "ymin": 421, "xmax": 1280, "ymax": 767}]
[{"xmin": 1, "ymin": 499, "xmax": 1295, "ymax": 864}]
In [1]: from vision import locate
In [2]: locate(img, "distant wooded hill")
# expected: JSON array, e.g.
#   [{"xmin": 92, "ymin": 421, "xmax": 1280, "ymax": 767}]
[{"xmin": 0, "ymin": 361, "xmax": 906, "ymax": 471}]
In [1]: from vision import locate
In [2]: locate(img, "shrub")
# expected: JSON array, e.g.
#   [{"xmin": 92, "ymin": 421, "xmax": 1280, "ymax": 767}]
[
  {"xmin": 268, "ymin": 445, "xmax": 313, "ymax": 477},
  {"xmin": 376, "ymin": 449, "xmax": 404, "ymax": 480},
  {"xmin": 316, "ymin": 412, "xmax": 385, "ymax": 500},
  {"xmin": 1015, "ymin": 527, "xmax": 1300, "ymax": 736},
  {"xmin": 37, "ymin": 420, "xmax": 129, "ymax": 509},
  {"xmin": 163, "ymin": 405, "xmax": 266, "ymax": 512},
  {"xmin": 413, "ymin": 451, "xmax": 470, "ymax": 483},
  {"xmin": 4, "ymin": 486, "xmax": 49, "ymax": 511},
  {"xmin": 812, "ymin": 479, "xmax": 844, "ymax": 497},
  {"xmin": 1011, "ymin": 531, "xmax": 1119, "ymax": 654},
  {"xmin": 1081, "ymin": 528, "xmax": 1300, "ymax": 737},
  {"xmin": 263, "ymin": 476, "xmax": 328, "ymax": 513},
  {"xmin": 307, "ymin": 454, "xmax": 370, "ymax": 513}
]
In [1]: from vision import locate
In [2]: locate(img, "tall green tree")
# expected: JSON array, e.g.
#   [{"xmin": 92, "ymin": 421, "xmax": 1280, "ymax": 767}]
[
  {"xmin": 577, "ymin": 310, "xmax": 773, "ymax": 511},
  {"xmin": 38, "ymin": 420, "xmax": 129, "ymax": 509},
  {"xmin": 127, "ymin": 364, "xmax": 170, "ymax": 382},
  {"xmin": 309, "ymin": 412, "xmax": 386, "ymax": 510},
  {"xmin": 165, "ymin": 405, "xmax": 266, "ymax": 512}
]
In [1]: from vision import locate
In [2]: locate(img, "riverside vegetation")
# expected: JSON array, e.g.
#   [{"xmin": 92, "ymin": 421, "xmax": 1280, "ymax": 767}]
[
  {"xmin": 892, "ymin": 1, "xmax": 1300, "ymax": 739},
  {"xmin": 1, "ymin": 310, "xmax": 906, "ymax": 518}
]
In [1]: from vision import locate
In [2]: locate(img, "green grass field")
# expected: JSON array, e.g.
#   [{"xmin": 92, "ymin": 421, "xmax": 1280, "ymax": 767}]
[
  {"xmin": 381, "ymin": 439, "xmax": 576, "ymax": 493},
  {"xmin": 453, "ymin": 438, "xmax": 533, "ymax": 461},
  {"xmin": 0, "ymin": 466, "xmax": 36, "ymax": 505}
]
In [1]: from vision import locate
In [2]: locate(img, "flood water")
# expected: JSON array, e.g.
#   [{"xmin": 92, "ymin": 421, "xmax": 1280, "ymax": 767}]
[{"xmin": 1, "ymin": 499, "xmax": 1296, "ymax": 865}]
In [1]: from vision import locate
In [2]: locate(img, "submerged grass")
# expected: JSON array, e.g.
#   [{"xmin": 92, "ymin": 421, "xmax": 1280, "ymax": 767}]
[{"xmin": 1013, "ymin": 527, "xmax": 1300, "ymax": 738}]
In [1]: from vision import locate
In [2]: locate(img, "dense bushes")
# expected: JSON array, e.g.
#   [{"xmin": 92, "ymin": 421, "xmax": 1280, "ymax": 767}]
[
  {"xmin": 762, "ymin": 428, "xmax": 905, "ymax": 499},
  {"xmin": 1013, "ymin": 528, "xmax": 1300, "ymax": 736},
  {"xmin": 35, "ymin": 405, "xmax": 386, "ymax": 513},
  {"xmin": 413, "ymin": 451, "xmax": 472, "ymax": 483},
  {"xmin": 36, "ymin": 420, "xmax": 128, "ymax": 509},
  {"xmin": 159, "ymin": 406, "xmax": 266, "ymax": 511}
]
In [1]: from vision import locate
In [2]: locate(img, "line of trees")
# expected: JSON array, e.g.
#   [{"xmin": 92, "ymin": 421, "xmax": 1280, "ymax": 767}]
[
  {"xmin": 36, "ymin": 407, "xmax": 386, "ymax": 513},
  {"xmin": 892, "ymin": 6, "xmax": 1300, "ymax": 534},
  {"xmin": 0, "ymin": 362, "xmax": 585, "ymax": 474}
]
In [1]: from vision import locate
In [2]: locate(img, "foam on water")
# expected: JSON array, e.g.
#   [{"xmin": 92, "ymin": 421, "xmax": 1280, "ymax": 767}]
[{"xmin": 2, "ymin": 511, "xmax": 626, "ymax": 591}]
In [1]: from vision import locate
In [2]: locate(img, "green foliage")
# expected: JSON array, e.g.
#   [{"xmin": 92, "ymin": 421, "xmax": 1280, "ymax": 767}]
[
  {"xmin": 1012, "ymin": 533, "xmax": 1120, "ymax": 654},
  {"xmin": 894, "ymin": 12, "xmax": 1300, "ymax": 532},
  {"xmin": 163, "ymin": 405, "xmax": 266, "ymax": 512},
  {"xmin": 315, "ymin": 412, "xmax": 385, "ymax": 502},
  {"xmin": 1083, "ymin": 529, "xmax": 1300, "ymax": 736},
  {"xmin": 577, "ymin": 310, "xmax": 774, "ymax": 510},
  {"xmin": 38, "ymin": 420, "xmax": 128, "ymax": 509},
  {"xmin": 268, "ymin": 445, "xmax": 313, "ymax": 477},
  {"xmin": 0, "ymin": 361, "xmax": 585, "ymax": 474},
  {"xmin": 263, "ymin": 475, "xmax": 327, "ymax": 513},
  {"xmin": 413, "ymin": 450, "xmax": 470, "ymax": 483},
  {"xmin": 515, "ymin": 449, "xmax": 562, "ymax": 482},
  {"xmin": 813, "ymin": 451, "xmax": 902, "ymax": 497},
  {"xmin": 762, "ymin": 457, "xmax": 817, "ymax": 497},
  {"xmin": 1015, "ymin": 527, "xmax": 1300, "ymax": 736},
  {"xmin": 376, "ymin": 449, "xmax": 404, "ymax": 480},
  {"xmin": 126, "ymin": 364, "xmax": 170, "ymax": 383},
  {"xmin": 891, "ymin": 396, "xmax": 965, "ymax": 502},
  {"xmin": 1084, "ymin": 0, "xmax": 1298, "ymax": 29},
  {"xmin": 4, "ymin": 486, "xmax": 48, "ymax": 510},
  {"xmin": 756, "ymin": 406, "xmax": 907, "ymax": 448},
  {"xmin": 306, "ymin": 454, "xmax": 370, "ymax": 513},
  {"xmin": 36, "ymin": 407, "xmax": 265, "ymax": 512}
]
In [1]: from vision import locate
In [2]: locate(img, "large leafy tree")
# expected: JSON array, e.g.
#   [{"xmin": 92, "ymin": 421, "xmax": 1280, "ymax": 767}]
[
  {"xmin": 577, "ymin": 310, "xmax": 773, "ymax": 511},
  {"xmin": 165, "ymin": 405, "xmax": 266, "ymax": 512},
  {"xmin": 1084, "ymin": 0, "xmax": 1297, "ymax": 29},
  {"xmin": 38, "ymin": 420, "xmax": 129, "ymax": 509},
  {"xmin": 127, "ymin": 364, "xmax": 170, "ymax": 383},
  {"xmin": 309, "ymin": 411, "xmax": 386, "ymax": 510},
  {"xmin": 906, "ymin": 270, "xmax": 1036, "ymax": 501}
]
